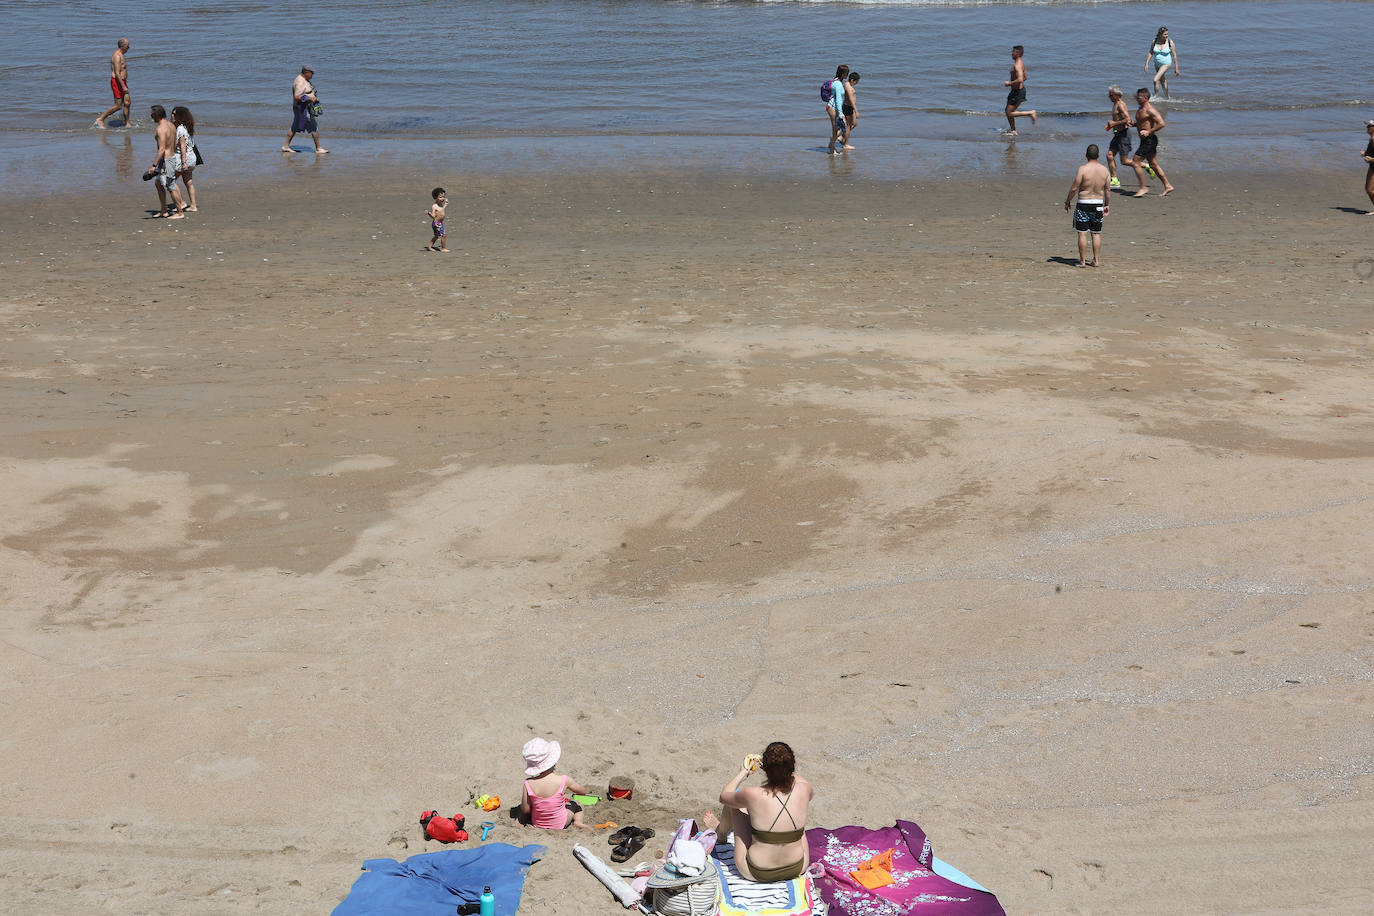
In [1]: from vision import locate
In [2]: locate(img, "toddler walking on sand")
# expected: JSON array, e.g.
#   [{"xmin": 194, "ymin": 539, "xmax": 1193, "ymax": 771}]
[
  {"xmin": 520, "ymin": 738, "xmax": 595, "ymax": 831},
  {"xmin": 427, "ymin": 187, "xmax": 449, "ymax": 252}
]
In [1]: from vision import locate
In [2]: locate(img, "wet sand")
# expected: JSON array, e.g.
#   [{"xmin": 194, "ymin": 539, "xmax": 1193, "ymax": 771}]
[{"xmin": 1, "ymin": 165, "xmax": 1371, "ymax": 914}]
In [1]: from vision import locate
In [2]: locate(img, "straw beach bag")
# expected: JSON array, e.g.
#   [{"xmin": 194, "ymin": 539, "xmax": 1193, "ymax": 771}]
[
  {"xmin": 650, "ymin": 876, "xmax": 720, "ymax": 916},
  {"xmin": 646, "ymin": 841, "xmax": 721, "ymax": 916}
]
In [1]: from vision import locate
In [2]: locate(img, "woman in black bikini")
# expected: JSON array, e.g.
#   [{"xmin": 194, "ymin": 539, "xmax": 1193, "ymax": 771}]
[{"xmin": 718, "ymin": 741, "xmax": 814, "ymax": 883}]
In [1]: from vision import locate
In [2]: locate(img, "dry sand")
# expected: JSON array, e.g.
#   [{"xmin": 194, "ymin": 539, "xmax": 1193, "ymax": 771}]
[{"xmin": 1, "ymin": 165, "xmax": 1371, "ymax": 915}]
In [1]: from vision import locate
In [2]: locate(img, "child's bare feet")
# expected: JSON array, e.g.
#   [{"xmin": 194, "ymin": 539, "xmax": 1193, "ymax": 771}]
[
  {"xmin": 168, "ymin": 211, "xmax": 185, "ymax": 220},
  {"xmin": 1133, "ymin": 188, "xmax": 1149, "ymax": 198},
  {"xmin": 1029, "ymin": 110, "xmax": 1038, "ymax": 124},
  {"xmin": 439, "ymin": 246, "xmax": 450, "ymax": 252},
  {"xmin": 1160, "ymin": 185, "xmax": 1174, "ymax": 196}
]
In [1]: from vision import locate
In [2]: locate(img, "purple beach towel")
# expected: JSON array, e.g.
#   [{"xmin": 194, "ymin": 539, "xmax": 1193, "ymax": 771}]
[{"xmin": 807, "ymin": 820, "xmax": 1004, "ymax": 916}]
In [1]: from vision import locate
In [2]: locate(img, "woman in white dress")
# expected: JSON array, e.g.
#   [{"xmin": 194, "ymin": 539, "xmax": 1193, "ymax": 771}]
[{"xmin": 171, "ymin": 106, "xmax": 198, "ymax": 212}]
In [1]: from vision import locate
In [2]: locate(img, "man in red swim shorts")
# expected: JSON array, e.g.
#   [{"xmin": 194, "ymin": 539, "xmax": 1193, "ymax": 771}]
[{"xmin": 96, "ymin": 38, "xmax": 131, "ymax": 129}]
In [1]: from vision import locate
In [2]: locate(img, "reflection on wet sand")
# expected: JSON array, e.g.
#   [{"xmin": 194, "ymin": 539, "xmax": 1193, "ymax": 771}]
[{"xmin": 101, "ymin": 132, "xmax": 134, "ymax": 182}]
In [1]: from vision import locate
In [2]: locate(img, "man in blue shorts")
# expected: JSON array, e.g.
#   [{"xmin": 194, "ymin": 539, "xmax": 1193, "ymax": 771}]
[{"xmin": 1064, "ymin": 144, "xmax": 1110, "ymax": 267}]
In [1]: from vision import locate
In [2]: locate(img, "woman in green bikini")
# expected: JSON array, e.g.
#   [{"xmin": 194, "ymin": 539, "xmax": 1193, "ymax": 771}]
[{"xmin": 718, "ymin": 741, "xmax": 814, "ymax": 883}]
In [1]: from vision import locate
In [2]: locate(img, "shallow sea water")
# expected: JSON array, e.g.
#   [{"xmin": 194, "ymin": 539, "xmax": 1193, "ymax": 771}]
[{"xmin": 2, "ymin": 0, "xmax": 1371, "ymax": 193}]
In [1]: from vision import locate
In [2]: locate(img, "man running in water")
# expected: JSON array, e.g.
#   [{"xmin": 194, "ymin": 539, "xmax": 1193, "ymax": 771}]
[
  {"xmin": 1104, "ymin": 86, "xmax": 1133, "ymax": 188},
  {"xmin": 1003, "ymin": 45, "xmax": 1038, "ymax": 136},
  {"xmin": 95, "ymin": 39, "xmax": 131, "ymax": 129},
  {"xmin": 1132, "ymin": 88, "xmax": 1173, "ymax": 196}
]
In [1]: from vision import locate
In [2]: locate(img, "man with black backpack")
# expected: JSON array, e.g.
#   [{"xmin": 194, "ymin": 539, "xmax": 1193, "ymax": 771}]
[{"xmin": 822, "ymin": 65, "xmax": 853, "ymax": 155}]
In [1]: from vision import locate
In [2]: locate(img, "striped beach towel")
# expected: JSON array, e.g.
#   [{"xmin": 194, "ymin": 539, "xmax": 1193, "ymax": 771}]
[{"xmin": 712, "ymin": 844, "xmax": 817, "ymax": 916}]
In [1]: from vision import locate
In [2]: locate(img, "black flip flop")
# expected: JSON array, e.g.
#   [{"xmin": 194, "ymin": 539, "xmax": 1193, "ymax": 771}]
[
  {"xmin": 608, "ymin": 826, "xmax": 655, "ymax": 846},
  {"xmin": 610, "ymin": 834, "xmax": 646, "ymax": 863}
]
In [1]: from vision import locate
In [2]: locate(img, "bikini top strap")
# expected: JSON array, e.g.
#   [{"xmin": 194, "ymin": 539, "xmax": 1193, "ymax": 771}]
[{"xmin": 766, "ymin": 788, "xmax": 798, "ymax": 832}]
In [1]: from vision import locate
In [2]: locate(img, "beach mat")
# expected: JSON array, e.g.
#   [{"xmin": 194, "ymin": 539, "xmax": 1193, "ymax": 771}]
[
  {"xmin": 713, "ymin": 843, "xmax": 816, "ymax": 916},
  {"xmin": 332, "ymin": 843, "xmax": 545, "ymax": 916},
  {"xmin": 807, "ymin": 820, "xmax": 1004, "ymax": 915}
]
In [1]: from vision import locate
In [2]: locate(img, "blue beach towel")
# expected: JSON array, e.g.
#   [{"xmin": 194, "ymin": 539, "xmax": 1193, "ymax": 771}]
[{"xmin": 333, "ymin": 843, "xmax": 546, "ymax": 916}]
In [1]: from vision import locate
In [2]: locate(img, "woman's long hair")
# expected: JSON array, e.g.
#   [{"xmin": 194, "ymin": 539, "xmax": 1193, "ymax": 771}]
[
  {"xmin": 171, "ymin": 105, "xmax": 195, "ymax": 136},
  {"xmin": 761, "ymin": 741, "xmax": 795, "ymax": 795}
]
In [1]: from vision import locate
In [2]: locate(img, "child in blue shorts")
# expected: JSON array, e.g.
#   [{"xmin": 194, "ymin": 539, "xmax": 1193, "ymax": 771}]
[{"xmin": 427, "ymin": 187, "xmax": 449, "ymax": 252}]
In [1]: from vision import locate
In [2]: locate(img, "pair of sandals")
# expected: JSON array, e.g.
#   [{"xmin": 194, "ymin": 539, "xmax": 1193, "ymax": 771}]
[{"xmin": 608, "ymin": 825, "xmax": 655, "ymax": 863}]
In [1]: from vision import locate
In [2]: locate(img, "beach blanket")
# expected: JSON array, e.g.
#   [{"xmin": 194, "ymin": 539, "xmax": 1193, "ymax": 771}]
[
  {"xmin": 713, "ymin": 844, "xmax": 816, "ymax": 916},
  {"xmin": 806, "ymin": 821, "xmax": 1004, "ymax": 916},
  {"xmin": 332, "ymin": 843, "xmax": 546, "ymax": 916}
]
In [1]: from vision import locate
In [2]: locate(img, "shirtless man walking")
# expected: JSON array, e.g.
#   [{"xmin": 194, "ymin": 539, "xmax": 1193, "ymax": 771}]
[
  {"xmin": 1131, "ymin": 88, "xmax": 1173, "ymax": 196},
  {"xmin": 1003, "ymin": 45, "xmax": 1038, "ymax": 136},
  {"xmin": 95, "ymin": 39, "xmax": 131, "ymax": 129},
  {"xmin": 1064, "ymin": 144, "xmax": 1111, "ymax": 267},
  {"xmin": 282, "ymin": 66, "xmax": 328, "ymax": 154},
  {"xmin": 148, "ymin": 105, "xmax": 188, "ymax": 219}
]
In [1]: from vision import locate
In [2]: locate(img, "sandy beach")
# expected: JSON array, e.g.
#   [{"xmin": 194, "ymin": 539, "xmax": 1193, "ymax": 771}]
[{"xmin": 1, "ymin": 163, "xmax": 1371, "ymax": 915}]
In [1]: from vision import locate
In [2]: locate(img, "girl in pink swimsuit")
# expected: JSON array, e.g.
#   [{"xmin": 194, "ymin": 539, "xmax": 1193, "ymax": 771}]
[{"xmin": 520, "ymin": 738, "xmax": 595, "ymax": 831}]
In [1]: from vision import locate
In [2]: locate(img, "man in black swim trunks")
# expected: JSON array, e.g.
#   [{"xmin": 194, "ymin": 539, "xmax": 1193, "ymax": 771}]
[
  {"xmin": 1132, "ymin": 88, "xmax": 1173, "ymax": 196},
  {"xmin": 1065, "ymin": 144, "xmax": 1111, "ymax": 267},
  {"xmin": 1003, "ymin": 45, "xmax": 1038, "ymax": 136}
]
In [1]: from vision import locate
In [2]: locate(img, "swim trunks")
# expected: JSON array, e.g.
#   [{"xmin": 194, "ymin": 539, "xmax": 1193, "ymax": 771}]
[
  {"xmin": 1135, "ymin": 133, "xmax": 1159, "ymax": 159},
  {"xmin": 1006, "ymin": 88, "xmax": 1027, "ymax": 107},
  {"xmin": 1108, "ymin": 129, "xmax": 1130, "ymax": 155},
  {"xmin": 842, "ymin": 101, "xmax": 854, "ymax": 117},
  {"xmin": 1073, "ymin": 201, "xmax": 1104, "ymax": 233},
  {"xmin": 156, "ymin": 159, "xmax": 178, "ymax": 190},
  {"xmin": 111, "ymin": 77, "xmax": 127, "ymax": 100},
  {"xmin": 431, "ymin": 220, "xmax": 445, "ymax": 237}
]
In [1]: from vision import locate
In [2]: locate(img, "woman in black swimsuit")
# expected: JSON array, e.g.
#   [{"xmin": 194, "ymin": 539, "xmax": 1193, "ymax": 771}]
[
  {"xmin": 718, "ymin": 741, "xmax": 814, "ymax": 883},
  {"xmin": 1363, "ymin": 120, "xmax": 1374, "ymax": 214}
]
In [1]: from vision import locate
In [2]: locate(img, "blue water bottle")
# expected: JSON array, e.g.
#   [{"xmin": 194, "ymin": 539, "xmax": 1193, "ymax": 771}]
[{"xmin": 479, "ymin": 885, "xmax": 494, "ymax": 916}]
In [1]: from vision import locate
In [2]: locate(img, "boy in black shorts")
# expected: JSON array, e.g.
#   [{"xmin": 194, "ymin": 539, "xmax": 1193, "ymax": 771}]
[{"xmin": 843, "ymin": 72, "xmax": 861, "ymax": 140}]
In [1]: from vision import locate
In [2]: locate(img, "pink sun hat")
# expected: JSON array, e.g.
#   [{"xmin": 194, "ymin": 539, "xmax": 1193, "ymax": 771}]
[{"xmin": 522, "ymin": 738, "xmax": 561, "ymax": 777}]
